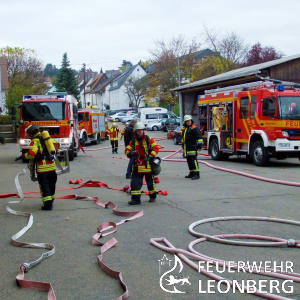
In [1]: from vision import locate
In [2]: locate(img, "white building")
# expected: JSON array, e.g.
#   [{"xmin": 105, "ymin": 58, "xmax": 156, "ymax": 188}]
[
  {"xmin": 0, "ymin": 57, "xmax": 9, "ymax": 113},
  {"xmin": 108, "ymin": 63, "xmax": 147, "ymax": 110}
]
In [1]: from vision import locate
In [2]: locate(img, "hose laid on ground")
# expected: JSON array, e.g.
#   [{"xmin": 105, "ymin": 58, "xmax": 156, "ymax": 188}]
[
  {"xmin": 7, "ymin": 168, "xmax": 56, "ymax": 299},
  {"xmin": 151, "ymin": 216, "xmax": 300, "ymax": 300}
]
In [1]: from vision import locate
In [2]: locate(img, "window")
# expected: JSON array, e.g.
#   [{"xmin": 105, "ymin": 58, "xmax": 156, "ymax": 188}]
[
  {"xmin": 137, "ymin": 68, "xmax": 139, "ymax": 71},
  {"xmin": 239, "ymin": 97, "xmax": 249, "ymax": 119},
  {"xmin": 159, "ymin": 113, "xmax": 168, "ymax": 119},
  {"xmin": 262, "ymin": 98, "xmax": 276, "ymax": 117},
  {"xmin": 250, "ymin": 96, "xmax": 256, "ymax": 119},
  {"xmin": 146, "ymin": 114, "xmax": 158, "ymax": 119}
]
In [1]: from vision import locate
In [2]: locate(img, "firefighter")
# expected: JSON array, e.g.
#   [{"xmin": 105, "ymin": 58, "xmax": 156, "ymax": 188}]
[
  {"xmin": 15, "ymin": 124, "xmax": 58, "ymax": 210},
  {"xmin": 120, "ymin": 122, "xmax": 129, "ymax": 140},
  {"xmin": 105, "ymin": 121, "xmax": 109, "ymax": 140},
  {"xmin": 180, "ymin": 115, "xmax": 203, "ymax": 180},
  {"xmin": 125, "ymin": 122, "xmax": 159, "ymax": 205},
  {"xmin": 123, "ymin": 119, "xmax": 137, "ymax": 179},
  {"xmin": 107, "ymin": 122, "xmax": 120, "ymax": 154}
]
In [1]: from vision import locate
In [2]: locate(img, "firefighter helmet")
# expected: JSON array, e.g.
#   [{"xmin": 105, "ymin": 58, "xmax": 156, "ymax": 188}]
[
  {"xmin": 184, "ymin": 115, "xmax": 193, "ymax": 122},
  {"xmin": 134, "ymin": 122, "xmax": 145, "ymax": 131},
  {"xmin": 26, "ymin": 124, "xmax": 39, "ymax": 136},
  {"xmin": 151, "ymin": 156, "xmax": 161, "ymax": 175},
  {"xmin": 112, "ymin": 122, "xmax": 117, "ymax": 127}
]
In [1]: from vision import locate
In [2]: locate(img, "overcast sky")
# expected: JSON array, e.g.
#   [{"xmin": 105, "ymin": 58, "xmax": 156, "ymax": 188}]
[{"xmin": 1, "ymin": 0, "xmax": 299, "ymax": 72}]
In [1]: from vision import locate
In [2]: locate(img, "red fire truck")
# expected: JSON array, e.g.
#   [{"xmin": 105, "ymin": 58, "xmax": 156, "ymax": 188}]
[
  {"xmin": 18, "ymin": 94, "xmax": 79, "ymax": 161},
  {"xmin": 198, "ymin": 81, "xmax": 300, "ymax": 166},
  {"xmin": 78, "ymin": 107, "xmax": 106, "ymax": 146}
]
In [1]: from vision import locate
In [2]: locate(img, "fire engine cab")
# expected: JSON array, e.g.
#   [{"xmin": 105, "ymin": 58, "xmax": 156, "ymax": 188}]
[
  {"xmin": 18, "ymin": 94, "xmax": 79, "ymax": 161},
  {"xmin": 198, "ymin": 81, "xmax": 300, "ymax": 166},
  {"xmin": 78, "ymin": 107, "xmax": 106, "ymax": 146}
]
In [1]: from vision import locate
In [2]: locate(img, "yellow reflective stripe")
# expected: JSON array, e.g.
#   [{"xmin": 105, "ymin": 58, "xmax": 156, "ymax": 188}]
[
  {"xmin": 131, "ymin": 190, "xmax": 141, "ymax": 195},
  {"xmin": 150, "ymin": 142, "xmax": 157, "ymax": 146},
  {"xmin": 198, "ymin": 139, "xmax": 203, "ymax": 143},
  {"xmin": 149, "ymin": 189, "xmax": 156, "ymax": 194},
  {"xmin": 42, "ymin": 196, "xmax": 52, "ymax": 202},
  {"xmin": 51, "ymin": 195, "xmax": 55, "ymax": 200}
]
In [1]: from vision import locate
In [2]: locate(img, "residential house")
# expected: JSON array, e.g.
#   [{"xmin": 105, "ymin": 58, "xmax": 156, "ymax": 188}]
[
  {"xmin": 84, "ymin": 73, "xmax": 108, "ymax": 106},
  {"xmin": 90, "ymin": 70, "xmax": 121, "ymax": 110},
  {"xmin": 108, "ymin": 63, "xmax": 147, "ymax": 110},
  {"xmin": 0, "ymin": 57, "xmax": 9, "ymax": 114}
]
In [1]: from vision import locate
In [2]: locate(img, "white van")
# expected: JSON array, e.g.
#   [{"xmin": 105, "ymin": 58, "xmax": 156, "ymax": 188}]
[{"xmin": 138, "ymin": 107, "xmax": 169, "ymax": 127}]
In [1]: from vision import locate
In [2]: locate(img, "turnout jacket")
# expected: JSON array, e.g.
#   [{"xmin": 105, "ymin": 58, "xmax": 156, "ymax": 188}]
[
  {"xmin": 125, "ymin": 133, "xmax": 159, "ymax": 173},
  {"xmin": 107, "ymin": 127, "xmax": 120, "ymax": 141},
  {"xmin": 23, "ymin": 132, "xmax": 56, "ymax": 173},
  {"xmin": 120, "ymin": 128, "xmax": 125, "ymax": 139},
  {"xmin": 180, "ymin": 125, "xmax": 203, "ymax": 157}
]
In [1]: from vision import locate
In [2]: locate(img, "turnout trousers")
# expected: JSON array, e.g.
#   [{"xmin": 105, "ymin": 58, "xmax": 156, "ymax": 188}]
[
  {"xmin": 186, "ymin": 155, "xmax": 199, "ymax": 174},
  {"xmin": 130, "ymin": 171, "xmax": 156, "ymax": 202},
  {"xmin": 111, "ymin": 140, "xmax": 118, "ymax": 153},
  {"xmin": 37, "ymin": 171, "xmax": 57, "ymax": 205}
]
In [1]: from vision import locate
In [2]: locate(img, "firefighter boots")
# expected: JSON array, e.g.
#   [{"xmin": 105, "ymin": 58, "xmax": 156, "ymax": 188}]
[
  {"xmin": 149, "ymin": 197, "xmax": 156, "ymax": 203},
  {"xmin": 185, "ymin": 173, "xmax": 193, "ymax": 178},
  {"xmin": 128, "ymin": 199, "xmax": 141, "ymax": 205},
  {"xmin": 191, "ymin": 172, "xmax": 200, "ymax": 180},
  {"xmin": 41, "ymin": 200, "xmax": 53, "ymax": 210}
]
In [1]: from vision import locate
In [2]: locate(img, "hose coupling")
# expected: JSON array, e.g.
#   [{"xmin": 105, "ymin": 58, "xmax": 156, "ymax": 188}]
[
  {"xmin": 287, "ymin": 239, "xmax": 296, "ymax": 247},
  {"xmin": 21, "ymin": 263, "xmax": 30, "ymax": 272}
]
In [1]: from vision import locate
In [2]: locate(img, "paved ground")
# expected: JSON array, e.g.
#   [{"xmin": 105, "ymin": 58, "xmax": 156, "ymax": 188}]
[{"xmin": 1, "ymin": 125, "xmax": 300, "ymax": 300}]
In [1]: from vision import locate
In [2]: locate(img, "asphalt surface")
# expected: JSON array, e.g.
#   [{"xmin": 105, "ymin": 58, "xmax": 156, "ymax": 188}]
[{"xmin": 1, "ymin": 125, "xmax": 300, "ymax": 300}]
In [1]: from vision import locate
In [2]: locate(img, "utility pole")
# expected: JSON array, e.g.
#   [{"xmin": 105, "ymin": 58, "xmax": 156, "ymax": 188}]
[
  {"xmin": 177, "ymin": 57, "xmax": 181, "ymax": 87},
  {"xmin": 83, "ymin": 63, "xmax": 86, "ymax": 108}
]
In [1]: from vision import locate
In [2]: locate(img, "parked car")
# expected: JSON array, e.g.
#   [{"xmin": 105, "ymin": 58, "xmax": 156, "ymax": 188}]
[
  {"xmin": 121, "ymin": 114, "xmax": 138, "ymax": 124},
  {"xmin": 162, "ymin": 118, "xmax": 181, "ymax": 132},
  {"xmin": 107, "ymin": 112, "xmax": 127, "ymax": 122},
  {"xmin": 145, "ymin": 119, "xmax": 163, "ymax": 131},
  {"xmin": 173, "ymin": 126, "xmax": 183, "ymax": 145}
]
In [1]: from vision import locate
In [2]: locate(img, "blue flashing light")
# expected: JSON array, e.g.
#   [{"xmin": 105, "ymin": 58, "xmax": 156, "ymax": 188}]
[
  {"xmin": 23, "ymin": 95, "xmax": 30, "ymax": 99},
  {"xmin": 290, "ymin": 131, "xmax": 294, "ymax": 134},
  {"xmin": 277, "ymin": 85, "xmax": 284, "ymax": 91}
]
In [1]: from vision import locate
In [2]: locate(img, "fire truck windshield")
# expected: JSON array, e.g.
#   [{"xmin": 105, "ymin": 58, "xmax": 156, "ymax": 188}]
[
  {"xmin": 22, "ymin": 101, "xmax": 66, "ymax": 121},
  {"xmin": 278, "ymin": 96, "xmax": 300, "ymax": 120}
]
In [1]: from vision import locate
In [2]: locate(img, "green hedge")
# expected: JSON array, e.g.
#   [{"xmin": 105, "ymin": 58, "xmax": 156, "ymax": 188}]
[{"xmin": 0, "ymin": 115, "xmax": 13, "ymax": 124}]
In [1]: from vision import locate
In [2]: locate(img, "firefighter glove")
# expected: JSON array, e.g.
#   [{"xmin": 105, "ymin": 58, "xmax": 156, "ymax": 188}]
[
  {"xmin": 197, "ymin": 141, "xmax": 203, "ymax": 150},
  {"xmin": 127, "ymin": 151, "xmax": 133, "ymax": 158},
  {"xmin": 133, "ymin": 150, "xmax": 139, "ymax": 158},
  {"xmin": 15, "ymin": 155, "xmax": 23, "ymax": 161}
]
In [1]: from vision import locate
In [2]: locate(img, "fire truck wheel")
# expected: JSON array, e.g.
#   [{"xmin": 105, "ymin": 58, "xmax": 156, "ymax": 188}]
[
  {"xmin": 69, "ymin": 142, "xmax": 75, "ymax": 161},
  {"xmin": 252, "ymin": 141, "xmax": 269, "ymax": 166},
  {"xmin": 80, "ymin": 134, "xmax": 86, "ymax": 147},
  {"xmin": 210, "ymin": 139, "xmax": 222, "ymax": 160}
]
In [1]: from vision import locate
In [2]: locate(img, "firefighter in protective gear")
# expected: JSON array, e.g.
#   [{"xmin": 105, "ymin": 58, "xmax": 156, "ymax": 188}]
[
  {"xmin": 124, "ymin": 122, "xmax": 159, "ymax": 205},
  {"xmin": 16, "ymin": 124, "xmax": 58, "ymax": 210},
  {"xmin": 105, "ymin": 121, "xmax": 109, "ymax": 140},
  {"xmin": 179, "ymin": 115, "xmax": 203, "ymax": 180},
  {"xmin": 120, "ymin": 122, "xmax": 129, "ymax": 140},
  {"xmin": 107, "ymin": 122, "xmax": 120, "ymax": 154}
]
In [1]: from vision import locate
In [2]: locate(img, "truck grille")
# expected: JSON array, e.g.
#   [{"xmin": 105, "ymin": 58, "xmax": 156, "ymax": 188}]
[
  {"xmin": 40, "ymin": 126, "xmax": 60, "ymax": 136},
  {"xmin": 286, "ymin": 129, "xmax": 300, "ymax": 137}
]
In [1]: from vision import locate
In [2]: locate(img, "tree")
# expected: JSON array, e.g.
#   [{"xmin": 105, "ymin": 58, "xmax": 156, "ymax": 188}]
[
  {"xmin": 0, "ymin": 46, "xmax": 47, "ymax": 113},
  {"xmin": 203, "ymin": 27, "xmax": 249, "ymax": 71},
  {"xmin": 55, "ymin": 53, "xmax": 79, "ymax": 99},
  {"xmin": 44, "ymin": 63, "xmax": 59, "ymax": 77},
  {"xmin": 243, "ymin": 43, "xmax": 284, "ymax": 66},
  {"xmin": 147, "ymin": 35, "xmax": 201, "ymax": 106},
  {"xmin": 124, "ymin": 76, "xmax": 148, "ymax": 112},
  {"xmin": 119, "ymin": 60, "xmax": 133, "ymax": 71}
]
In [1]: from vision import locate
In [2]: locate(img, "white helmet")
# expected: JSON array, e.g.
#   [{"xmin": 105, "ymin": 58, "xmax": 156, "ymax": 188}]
[
  {"xmin": 184, "ymin": 115, "xmax": 193, "ymax": 122},
  {"xmin": 134, "ymin": 122, "xmax": 145, "ymax": 131},
  {"xmin": 112, "ymin": 122, "xmax": 117, "ymax": 127},
  {"xmin": 126, "ymin": 121, "xmax": 130, "ymax": 125}
]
